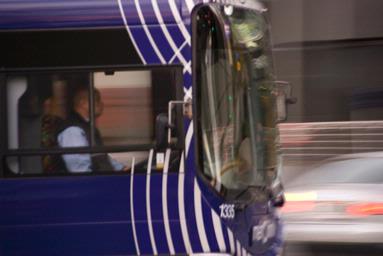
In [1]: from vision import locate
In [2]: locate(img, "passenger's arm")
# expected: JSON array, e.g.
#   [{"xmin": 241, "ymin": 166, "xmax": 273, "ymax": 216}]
[{"xmin": 57, "ymin": 127, "xmax": 92, "ymax": 173}]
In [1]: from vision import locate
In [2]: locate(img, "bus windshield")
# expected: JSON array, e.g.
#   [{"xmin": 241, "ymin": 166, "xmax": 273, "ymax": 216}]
[{"xmin": 196, "ymin": 5, "xmax": 279, "ymax": 200}]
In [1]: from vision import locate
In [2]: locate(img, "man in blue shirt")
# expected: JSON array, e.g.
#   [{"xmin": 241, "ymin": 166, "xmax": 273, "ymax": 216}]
[{"xmin": 57, "ymin": 87, "xmax": 128, "ymax": 173}]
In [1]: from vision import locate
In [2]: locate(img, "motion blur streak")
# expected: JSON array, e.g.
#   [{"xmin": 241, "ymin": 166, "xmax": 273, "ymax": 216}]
[{"xmin": 347, "ymin": 203, "xmax": 383, "ymax": 216}]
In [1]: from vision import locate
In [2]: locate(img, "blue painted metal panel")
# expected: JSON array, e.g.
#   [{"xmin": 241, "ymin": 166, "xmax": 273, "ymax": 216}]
[
  {"xmin": 0, "ymin": 176, "xmax": 132, "ymax": 225},
  {"xmin": 0, "ymin": 0, "xmax": 123, "ymax": 30},
  {"xmin": 147, "ymin": 26, "xmax": 174, "ymax": 62},
  {"xmin": 148, "ymin": 173, "xmax": 169, "ymax": 254},
  {"xmin": 0, "ymin": 0, "xmax": 182, "ymax": 30},
  {"xmin": 166, "ymin": 174, "xmax": 187, "ymax": 253},
  {"xmin": 2, "ymin": 224, "xmax": 136, "ymax": 255},
  {"xmin": 0, "ymin": 176, "xmax": 136, "ymax": 254},
  {"xmin": 201, "ymin": 197, "xmax": 220, "ymax": 252},
  {"xmin": 184, "ymin": 137, "xmax": 204, "ymax": 253},
  {"xmin": 166, "ymin": 25, "xmax": 187, "ymax": 48},
  {"xmin": 129, "ymin": 26, "xmax": 162, "ymax": 64},
  {"xmin": 121, "ymin": 0, "xmax": 183, "ymax": 26}
]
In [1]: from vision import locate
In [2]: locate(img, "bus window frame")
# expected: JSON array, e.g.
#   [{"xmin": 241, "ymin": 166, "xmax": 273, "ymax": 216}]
[
  {"xmin": 0, "ymin": 73, "xmax": 7, "ymax": 177},
  {"xmin": 192, "ymin": 4, "xmax": 233, "ymax": 197},
  {"xmin": 0, "ymin": 64, "xmax": 184, "ymax": 178}
]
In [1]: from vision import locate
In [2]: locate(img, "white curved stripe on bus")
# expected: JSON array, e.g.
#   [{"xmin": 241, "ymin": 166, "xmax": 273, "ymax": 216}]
[
  {"xmin": 151, "ymin": 0, "xmax": 191, "ymax": 73},
  {"xmin": 184, "ymin": 87, "xmax": 192, "ymax": 101},
  {"xmin": 211, "ymin": 209, "xmax": 227, "ymax": 252},
  {"xmin": 129, "ymin": 157, "xmax": 141, "ymax": 255},
  {"xmin": 117, "ymin": 0, "xmax": 146, "ymax": 64},
  {"xmin": 194, "ymin": 179, "xmax": 211, "ymax": 252},
  {"xmin": 162, "ymin": 148, "xmax": 175, "ymax": 254},
  {"xmin": 134, "ymin": 0, "xmax": 166, "ymax": 64},
  {"xmin": 228, "ymin": 228, "xmax": 235, "ymax": 254},
  {"xmin": 185, "ymin": 121, "xmax": 194, "ymax": 158},
  {"xmin": 179, "ymin": 152, "xmax": 185, "ymax": 174},
  {"xmin": 183, "ymin": 60, "xmax": 192, "ymax": 74},
  {"xmin": 184, "ymin": 0, "xmax": 195, "ymax": 13},
  {"xmin": 236, "ymin": 240, "xmax": 241, "ymax": 256},
  {"xmin": 168, "ymin": 40, "xmax": 189, "ymax": 65},
  {"xmin": 145, "ymin": 149, "xmax": 158, "ymax": 254},
  {"xmin": 168, "ymin": 0, "xmax": 191, "ymax": 45},
  {"xmin": 178, "ymin": 154, "xmax": 193, "ymax": 254}
]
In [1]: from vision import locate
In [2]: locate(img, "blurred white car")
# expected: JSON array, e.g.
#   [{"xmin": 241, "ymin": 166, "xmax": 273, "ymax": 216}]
[{"xmin": 282, "ymin": 152, "xmax": 383, "ymax": 244}]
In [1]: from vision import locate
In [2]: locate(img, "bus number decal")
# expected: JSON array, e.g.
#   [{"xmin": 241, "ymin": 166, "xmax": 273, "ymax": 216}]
[{"xmin": 219, "ymin": 204, "xmax": 235, "ymax": 219}]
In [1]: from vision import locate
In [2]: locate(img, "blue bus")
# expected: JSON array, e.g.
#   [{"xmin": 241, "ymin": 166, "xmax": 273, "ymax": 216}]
[{"xmin": 0, "ymin": 0, "xmax": 288, "ymax": 255}]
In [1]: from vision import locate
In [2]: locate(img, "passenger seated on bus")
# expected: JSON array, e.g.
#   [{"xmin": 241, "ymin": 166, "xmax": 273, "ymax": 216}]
[
  {"xmin": 57, "ymin": 87, "xmax": 129, "ymax": 173},
  {"xmin": 41, "ymin": 94, "xmax": 67, "ymax": 173},
  {"xmin": 18, "ymin": 87, "xmax": 43, "ymax": 174}
]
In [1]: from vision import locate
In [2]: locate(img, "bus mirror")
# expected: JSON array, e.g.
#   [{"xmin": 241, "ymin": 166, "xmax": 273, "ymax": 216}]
[
  {"xmin": 155, "ymin": 113, "xmax": 169, "ymax": 150},
  {"xmin": 275, "ymin": 81, "xmax": 297, "ymax": 122}
]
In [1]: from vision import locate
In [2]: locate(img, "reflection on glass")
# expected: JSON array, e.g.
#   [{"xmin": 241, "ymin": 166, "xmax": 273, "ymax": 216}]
[
  {"xmin": 197, "ymin": 5, "xmax": 280, "ymax": 198},
  {"xmin": 94, "ymin": 71, "xmax": 153, "ymax": 146}
]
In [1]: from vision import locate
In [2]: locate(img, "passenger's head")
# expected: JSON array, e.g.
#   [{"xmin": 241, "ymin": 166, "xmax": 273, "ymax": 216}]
[
  {"xmin": 183, "ymin": 97, "xmax": 193, "ymax": 120},
  {"xmin": 73, "ymin": 87, "xmax": 104, "ymax": 119}
]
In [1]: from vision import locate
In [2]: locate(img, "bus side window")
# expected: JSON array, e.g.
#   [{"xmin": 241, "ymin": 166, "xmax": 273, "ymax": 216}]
[
  {"xmin": 19, "ymin": 83, "xmax": 44, "ymax": 174},
  {"xmin": 6, "ymin": 76, "xmax": 47, "ymax": 174},
  {"xmin": 94, "ymin": 69, "xmax": 184, "ymax": 173},
  {"xmin": 6, "ymin": 75, "xmax": 76, "ymax": 175},
  {"xmin": 6, "ymin": 77, "xmax": 28, "ymax": 174},
  {"xmin": 4, "ymin": 67, "xmax": 184, "ymax": 176},
  {"xmin": 93, "ymin": 70, "xmax": 153, "ymax": 171},
  {"xmin": 40, "ymin": 78, "xmax": 69, "ymax": 174}
]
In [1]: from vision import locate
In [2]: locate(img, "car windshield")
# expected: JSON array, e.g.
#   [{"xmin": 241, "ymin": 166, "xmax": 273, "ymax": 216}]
[{"xmin": 291, "ymin": 157, "xmax": 383, "ymax": 185}]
